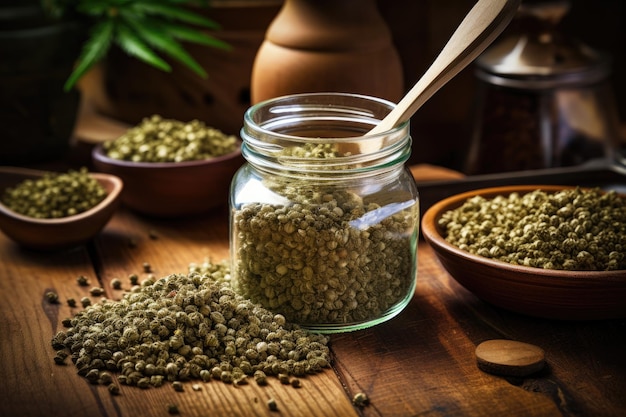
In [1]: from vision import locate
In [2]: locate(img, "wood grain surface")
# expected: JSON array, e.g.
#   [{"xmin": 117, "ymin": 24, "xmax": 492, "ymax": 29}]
[{"xmin": 1, "ymin": 204, "xmax": 625, "ymax": 417}]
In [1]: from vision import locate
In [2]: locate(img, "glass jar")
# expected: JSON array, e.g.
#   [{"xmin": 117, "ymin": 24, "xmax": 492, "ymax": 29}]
[
  {"xmin": 466, "ymin": 0, "xmax": 623, "ymax": 175},
  {"xmin": 229, "ymin": 92, "xmax": 419, "ymax": 333}
]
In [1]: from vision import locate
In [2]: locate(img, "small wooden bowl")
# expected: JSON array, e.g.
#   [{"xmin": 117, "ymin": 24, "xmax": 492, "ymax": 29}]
[
  {"xmin": 0, "ymin": 166, "xmax": 122, "ymax": 250},
  {"xmin": 92, "ymin": 143, "xmax": 243, "ymax": 217},
  {"xmin": 421, "ymin": 185, "xmax": 626, "ymax": 320}
]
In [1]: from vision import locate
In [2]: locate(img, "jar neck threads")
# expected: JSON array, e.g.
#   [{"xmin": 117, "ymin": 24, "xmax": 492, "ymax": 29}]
[{"xmin": 240, "ymin": 93, "xmax": 411, "ymax": 179}]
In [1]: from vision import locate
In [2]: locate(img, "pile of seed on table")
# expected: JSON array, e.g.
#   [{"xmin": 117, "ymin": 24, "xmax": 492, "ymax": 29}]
[
  {"xmin": 438, "ymin": 187, "xmax": 626, "ymax": 271},
  {"xmin": 51, "ymin": 260, "xmax": 330, "ymax": 392},
  {"xmin": 232, "ymin": 143, "xmax": 416, "ymax": 326},
  {"xmin": 103, "ymin": 114, "xmax": 239, "ymax": 162},
  {"xmin": 1, "ymin": 167, "xmax": 107, "ymax": 218}
]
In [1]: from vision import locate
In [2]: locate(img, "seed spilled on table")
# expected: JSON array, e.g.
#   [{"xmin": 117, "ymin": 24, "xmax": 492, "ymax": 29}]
[{"xmin": 50, "ymin": 259, "xmax": 331, "ymax": 393}]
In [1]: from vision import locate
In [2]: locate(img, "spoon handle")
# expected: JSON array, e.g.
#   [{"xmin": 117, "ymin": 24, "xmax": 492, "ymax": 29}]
[{"xmin": 369, "ymin": 0, "xmax": 520, "ymax": 135}]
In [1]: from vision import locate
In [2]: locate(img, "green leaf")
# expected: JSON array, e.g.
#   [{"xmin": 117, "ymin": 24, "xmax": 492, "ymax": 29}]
[
  {"xmin": 42, "ymin": 0, "xmax": 64, "ymax": 18},
  {"xmin": 129, "ymin": 2, "xmax": 221, "ymax": 29},
  {"xmin": 121, "ymin": 16, "xmax": 207, "ymax": 78},
  {"xmin": 114, "ymin": 21, "xmax": 172, "ymax": 73},
  {"xmin": 171, "ymin": 0, "xmax": 210, "ymax": 6},
  {"xmin": 64, "ymin": 20, "xmax": 115, "ymax": 91},
  {"xmin": 59, "ymin": 0, "xmax": 226, "ymax": 87},
  {"xmin": 148, "ymin": 19, "xmax": 230, "ymax": 50},
  {"xmin": 75, "ymin": 0, "xmax": 116, "ymax": 16}
]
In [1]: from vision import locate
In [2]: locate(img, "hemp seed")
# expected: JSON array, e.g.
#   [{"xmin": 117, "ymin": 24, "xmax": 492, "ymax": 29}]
[
  {"xmin": 267, "ymin": 398, "xmax": 278, "ymax": 412},
  {"xmin": 439, "ymin": 188, "xmax": 626, "ymax": 271},
  {"xmin": 45, "ymin": 291, "xmax": 59, "ymax": 304},
  {"xmin": 0, "ymin": 167, "xmax": 106, "ymax": 219},
  {"xmin": 103, "ymin": 115, "xmax": 238, "ymax": 163},
  {"xmin": 50, "ymin": 260, "xmax": 331, "ymax": 390},
  {"xmin": 233, "ymin": 179, "xmax": 415, "ymax": 325},
  {"xmin": 89, "ymin": 287, "xmax": 104, "ymax": 297},
  {"xmin": 129, "ymin": 274, "xmax": 139, "ymax": 286},
  {"xmin": 353, "ymin": 392, "xmax": 370, "ymax": 407},
  {"xmin": 108, "ymin": 383, "xmax": 120, "ymax": 395}
]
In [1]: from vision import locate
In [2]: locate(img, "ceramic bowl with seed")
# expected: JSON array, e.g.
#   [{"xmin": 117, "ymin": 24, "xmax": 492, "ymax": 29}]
[
  {"xmin": 421, "ymin": 185, "xmax": 626, "ymax": 320},
  {"xmin": 0, "ymin": 166, "xmax": 122, "ymax": 250},
  {"xmin": 92, "ymin": 143, "xmax": 243, "ymax": 217}
]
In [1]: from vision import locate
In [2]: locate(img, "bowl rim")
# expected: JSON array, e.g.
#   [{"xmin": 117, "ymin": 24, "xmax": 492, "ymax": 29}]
[
  {"xmin": 92, "ymin": 141, "xmax": 242, "ymax": 169},
  {"xmin": 421, "ymin": 184, "xmax": 626, "ymax": 281},
  {"xmin": 0, "ymin": 166, "xmax": 123, "ymax": 225}
]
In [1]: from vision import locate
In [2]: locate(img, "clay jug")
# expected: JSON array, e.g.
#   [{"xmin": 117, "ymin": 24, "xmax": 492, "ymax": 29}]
[{"xmin": 250, "ymin": 0, "xmax": 404, "ymax": 104}]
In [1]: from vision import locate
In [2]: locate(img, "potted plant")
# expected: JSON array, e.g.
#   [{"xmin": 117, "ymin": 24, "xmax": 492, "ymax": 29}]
[
  {"xmin": 0, "ymin": 0, "xmax": 229, "ymax": 164},
  {"xmin": 46, "ymin": 0, "xmax": 230, "ymax": 92},
  {"xmin": 80, "ymin": 0, "xmax": 283, "ymax": 136}
]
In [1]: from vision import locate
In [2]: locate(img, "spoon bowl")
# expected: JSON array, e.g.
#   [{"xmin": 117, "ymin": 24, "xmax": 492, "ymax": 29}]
[{"xmin": 0, "ymin": 166, "xmax": 123, "ymax": 250}]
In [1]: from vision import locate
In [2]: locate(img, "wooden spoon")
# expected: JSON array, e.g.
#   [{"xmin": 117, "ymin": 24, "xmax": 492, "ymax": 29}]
[{"xmin": 368, "ymin": 0, "xmax": 521, "ymax": 135}]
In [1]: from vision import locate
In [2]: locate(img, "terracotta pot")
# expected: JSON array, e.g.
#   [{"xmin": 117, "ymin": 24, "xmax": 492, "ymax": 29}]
[
  {"xmin": 80, "ymin": 1, "xmax": 283, "ymax": 136},
  {"xmin": 250, "ymin": 0, "xmax": 404, "ymax": 104}
]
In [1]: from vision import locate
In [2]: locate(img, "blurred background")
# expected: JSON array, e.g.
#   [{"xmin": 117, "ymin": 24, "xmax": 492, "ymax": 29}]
[
  {"xmin": 8, "ymin": 0, "xmax": 621, "ymax": 173},
  {"xmin": 376, "ymin": 0, "xmax": 625, "ymax": 170}
]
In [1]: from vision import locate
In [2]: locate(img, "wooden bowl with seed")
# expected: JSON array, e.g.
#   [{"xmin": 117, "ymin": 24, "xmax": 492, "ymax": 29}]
[
  {"xmin": 92, "ymin": 143, "xmax": 243, "ymax": 217},
  {"xmin": 0, "ymin": 166, "xmax": 122, "ymax": 250},
  {"xmin": 421, "ymin": 185, "xmax": 626, "ymax": 320}
]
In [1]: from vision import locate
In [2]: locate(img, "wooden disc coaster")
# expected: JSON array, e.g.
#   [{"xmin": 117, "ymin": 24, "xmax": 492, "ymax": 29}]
[{"xmin": 475, "ymin": 339, "xmax": 546, "ymax": 377}]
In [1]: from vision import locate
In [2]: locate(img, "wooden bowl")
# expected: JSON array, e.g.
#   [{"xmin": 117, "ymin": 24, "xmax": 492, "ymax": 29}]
[
  {"xmin": 92, "ymin": 143, "xmax": 243, "ymax": 217},
  {"xmin": 421, "ymin": 185, "xmax": 626, "ymax": 320},
  {"xmin": 0, "ymin": 166, "xmax": 122, "ymax": 250}
]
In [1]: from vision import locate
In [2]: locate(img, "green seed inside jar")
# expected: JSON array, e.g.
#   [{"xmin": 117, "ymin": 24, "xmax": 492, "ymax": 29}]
[{"xmin": 232, "ymin": 144, "xmax": 417, "ymax": 327}]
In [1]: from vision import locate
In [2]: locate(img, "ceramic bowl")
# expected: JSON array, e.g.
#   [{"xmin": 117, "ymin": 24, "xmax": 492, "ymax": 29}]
[
  {"xmin": 421, "ymin": 185, "xmax": 626, "ymax": 320},
  {"xmin": 0, "ymin": 166, "xmax": 122, "ymax": 250},
  {"xmin": 92, "ymin": 143, "xmax": 243, "ymax": 217}
]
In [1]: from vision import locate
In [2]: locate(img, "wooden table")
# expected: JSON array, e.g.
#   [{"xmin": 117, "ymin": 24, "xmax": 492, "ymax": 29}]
[{"xmin": 1, "ymin": 189, "xmax": 625, "ymax": 417}]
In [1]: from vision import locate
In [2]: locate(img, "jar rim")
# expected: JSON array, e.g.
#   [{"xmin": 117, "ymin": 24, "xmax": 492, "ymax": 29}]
[
  {"xmin": 243, "ymin": 92, "xmax": 408, "ymax": 142},
  {"xmin": 240, "ymin": 92, "xmax": 411, "ymax": 177}
]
